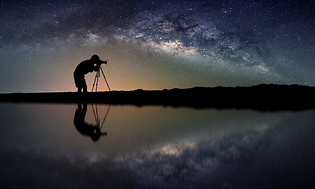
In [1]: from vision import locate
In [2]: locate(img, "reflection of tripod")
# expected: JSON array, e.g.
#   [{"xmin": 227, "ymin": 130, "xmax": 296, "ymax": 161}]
[
  {"xmin": 73, "ymin": 103, "xmax": 109, "ymax": 142},
  {"xmin": 92, "ymin": 67, "xmax": 111, "ymax": 92},
  {"xmin": 92, "ymin": 104, "xmax": 111, "ymax": 137}
]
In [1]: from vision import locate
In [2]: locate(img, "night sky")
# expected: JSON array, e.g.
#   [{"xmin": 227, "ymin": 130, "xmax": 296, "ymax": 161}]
[{"xmin": 0, "ymin": 0, "xmax": 314, "ymax": 92}]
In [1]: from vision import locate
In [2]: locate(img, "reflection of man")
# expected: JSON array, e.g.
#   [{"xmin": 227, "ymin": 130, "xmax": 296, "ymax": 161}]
[
  {"xmin": 73, "ymin": 103, "xmax": 106, "ymax": 142},
  {"xmin": 73, "ymin": 54, "xmax": 107, "ymax": 93}
]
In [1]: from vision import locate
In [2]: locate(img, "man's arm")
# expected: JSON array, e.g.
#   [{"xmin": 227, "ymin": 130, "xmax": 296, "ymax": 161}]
[{"xmin": 93, "ymin": 63, "xmax": 101, "ymax": 71}]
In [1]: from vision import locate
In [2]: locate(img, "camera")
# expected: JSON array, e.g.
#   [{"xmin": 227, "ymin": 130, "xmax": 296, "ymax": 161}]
[{"xmin": 96, "ymin": 60, "xmax": 107, "ymax": 66}]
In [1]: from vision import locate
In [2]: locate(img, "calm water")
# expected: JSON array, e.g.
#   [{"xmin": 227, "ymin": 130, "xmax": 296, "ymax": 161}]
[{"xmin": 0, "ymin": 103, "xmax": 314, "ymax": 189}]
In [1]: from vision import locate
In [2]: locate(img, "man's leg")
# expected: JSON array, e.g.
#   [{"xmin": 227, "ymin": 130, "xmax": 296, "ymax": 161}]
[
  {"xmin": 77, "ymin": 87, "xmax": 82, "ymax": 92},
  {"xmin": 83, "ymin": 87, "xmax": 87, "ymax": 93},
  {"xmin": 74, "ymin": 74, "xmax": 87, "ymax": 93},
  {"xmin": 82, "ymin": 78, "xmax": 88, "ymax": 93},
  {"xmin": 74, "ymin": 73, "xmax": 83, "ymax": 93}
]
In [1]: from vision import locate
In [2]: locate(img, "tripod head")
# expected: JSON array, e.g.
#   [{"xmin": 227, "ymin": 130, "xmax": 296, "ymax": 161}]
[{"xmin": 95, "ymin": 69, "xmax": 100, "ymax": 77}]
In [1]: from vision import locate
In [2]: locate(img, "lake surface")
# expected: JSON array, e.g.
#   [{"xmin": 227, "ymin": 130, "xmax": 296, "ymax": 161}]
[{"xmin": 0, "ymin": 103, "xmax": 314, "ymax": 189}]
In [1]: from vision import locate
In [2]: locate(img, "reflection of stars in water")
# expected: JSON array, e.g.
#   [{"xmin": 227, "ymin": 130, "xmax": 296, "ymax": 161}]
[{"xmin": 111, "ymin": 118, "xmax": 280, "ymax": 187}]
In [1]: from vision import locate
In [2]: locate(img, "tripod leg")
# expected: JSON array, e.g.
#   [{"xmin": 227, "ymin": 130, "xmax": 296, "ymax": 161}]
[
  {"xmin": 92, "ymin": 103, "xmax": 100, "ymax": 125},
  {"xmin": 92, "ymin": 75, "xmax": 97, "ymax": 92},
  {"xmin": 95, "ymin": 75, "xmax": 99, "ymax": 92},
  {"xmin": 100, "ymin": 67, "xmax": 111, "ymax": 91},
  {"xmin": 100, "ymin": 104, "xmax": 111, "ymax": 129}
]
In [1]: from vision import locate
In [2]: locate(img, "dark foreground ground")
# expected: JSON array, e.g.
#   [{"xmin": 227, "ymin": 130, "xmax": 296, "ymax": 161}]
[{"xmin": 1, "ymin": 84, "xmax": 315, "ymax": 111}]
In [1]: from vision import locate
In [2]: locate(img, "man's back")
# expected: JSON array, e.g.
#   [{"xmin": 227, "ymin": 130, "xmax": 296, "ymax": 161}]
[{"xmin": 74, "ymin": 60, "xmax": 94, "ymax": 76}]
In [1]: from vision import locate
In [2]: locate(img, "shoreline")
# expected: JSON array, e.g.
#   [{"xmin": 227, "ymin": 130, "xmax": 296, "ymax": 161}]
[{"xmin": 1, "ymin": 84, "xmax": 314, "ymax": 111}]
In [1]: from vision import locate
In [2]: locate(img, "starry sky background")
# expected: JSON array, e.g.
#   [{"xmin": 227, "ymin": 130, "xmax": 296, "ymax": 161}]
[{"xmin": 0, "ymin": 0, "xmax": 314, "ymax": 92}]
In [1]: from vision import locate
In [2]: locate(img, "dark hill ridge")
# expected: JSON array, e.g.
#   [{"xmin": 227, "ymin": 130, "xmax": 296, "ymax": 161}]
[{"xmin": 1, "ymin": 84, "xmax": 315, "ymax": 111}]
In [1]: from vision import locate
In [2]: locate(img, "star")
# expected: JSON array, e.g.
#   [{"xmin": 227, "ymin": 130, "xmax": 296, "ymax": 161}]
[{"xmin": 0, "ymin": 0, "xmax": 314, "ymax": 92}]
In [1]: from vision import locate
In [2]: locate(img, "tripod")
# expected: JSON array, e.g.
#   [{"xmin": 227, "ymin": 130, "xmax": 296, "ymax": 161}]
[{"xmin": 92, "ymin": 66, "xmax": 111, "ymax": 92}]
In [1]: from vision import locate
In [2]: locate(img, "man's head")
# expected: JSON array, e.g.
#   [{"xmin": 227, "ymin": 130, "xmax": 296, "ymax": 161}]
[
  {"xmin": 91, "ymin": 54, "xmax": 101, "ymax": 62},
  {"xmin": 90, "ymin": 54, "xmax": 107, "ymax": 64}
]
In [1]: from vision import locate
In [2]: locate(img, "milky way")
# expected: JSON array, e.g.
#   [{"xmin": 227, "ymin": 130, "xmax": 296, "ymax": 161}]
[{"xmin": 0, "ymin": 0, "xmax": 314, "ymax": 92}]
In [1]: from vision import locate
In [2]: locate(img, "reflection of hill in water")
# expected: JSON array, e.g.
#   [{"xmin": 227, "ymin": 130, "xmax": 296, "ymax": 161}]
[{"xmin": 1, "ymin": 84, "xmax": 315, "ymax": 111}]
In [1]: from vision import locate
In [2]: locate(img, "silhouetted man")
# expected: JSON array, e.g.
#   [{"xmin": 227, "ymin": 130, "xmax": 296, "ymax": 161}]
[
  {"xmin": 73, "ymin": 103, "xmax": 107, "ymax": 142},
  {"xmin": 74, "ymin": 54, "xmax": 107, "ymax": 92}
]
